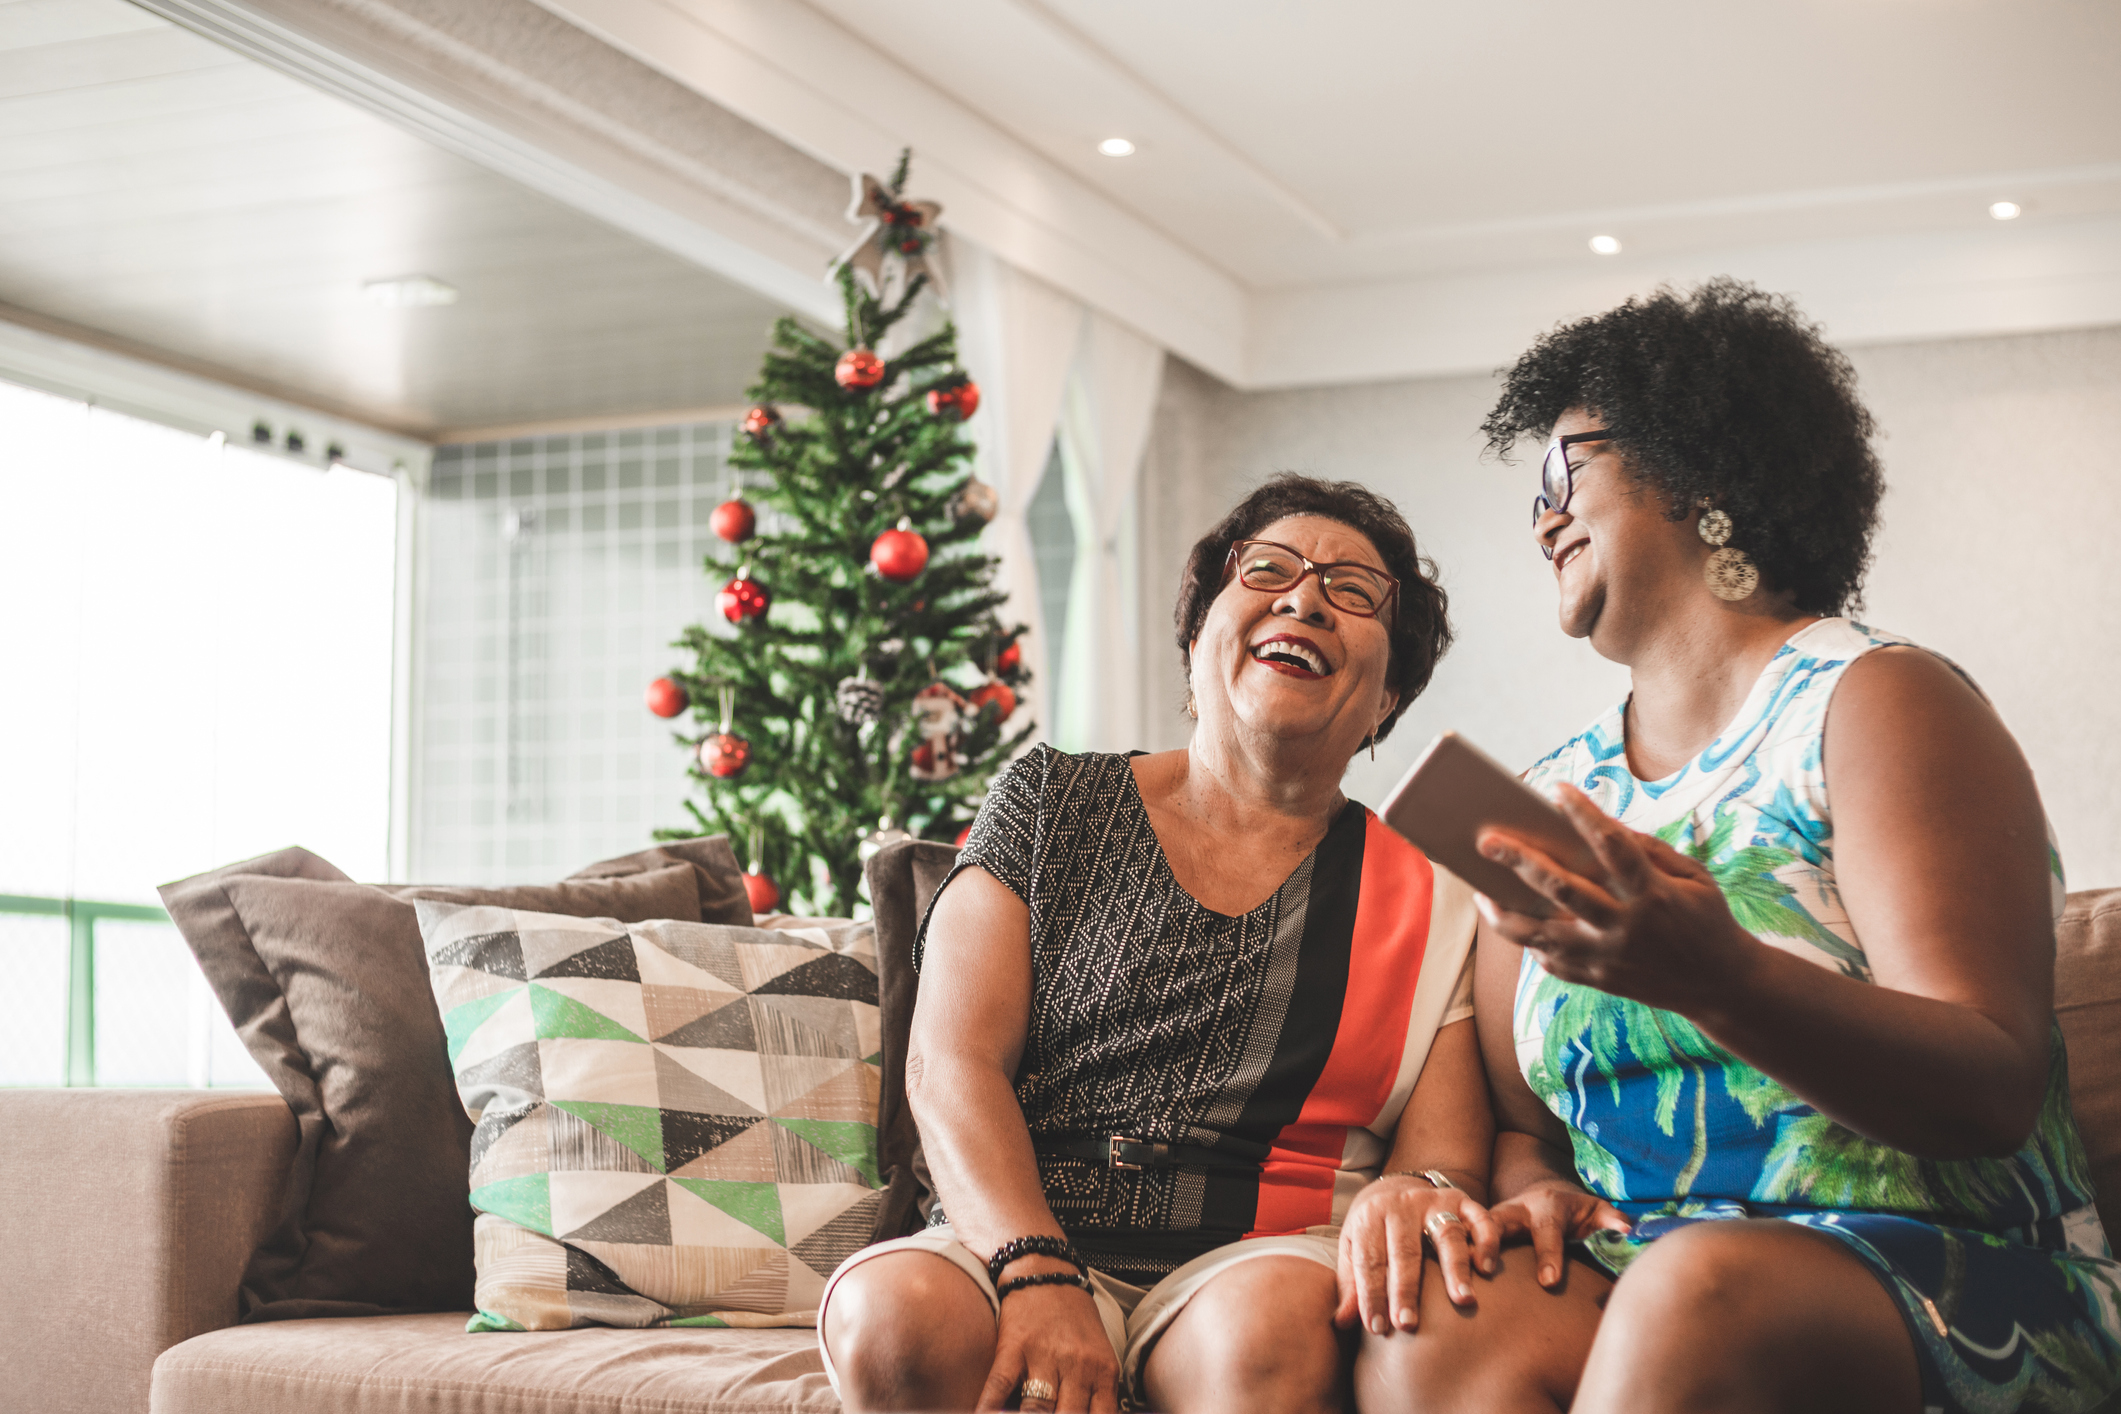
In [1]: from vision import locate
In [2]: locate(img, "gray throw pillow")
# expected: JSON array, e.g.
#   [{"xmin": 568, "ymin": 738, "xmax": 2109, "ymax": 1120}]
[{"xmin": 159, "ymin": 837, "xmax": 751, "ymax": 1321}]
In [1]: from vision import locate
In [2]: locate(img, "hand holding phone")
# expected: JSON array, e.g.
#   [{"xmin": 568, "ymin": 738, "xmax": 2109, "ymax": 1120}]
[{"xmin": 1380, "ymin": 732, "xmax": 1604, "ymax": 919}]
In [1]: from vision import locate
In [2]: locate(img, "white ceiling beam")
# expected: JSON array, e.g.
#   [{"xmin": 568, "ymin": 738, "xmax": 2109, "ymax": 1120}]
[
  {"xmin": 530, "ymin": 0, "xmax": 1250, "ymax": 384},
  {"xmin": 132, "ymin": 0, "xmax": 850, "ymax": 326}
]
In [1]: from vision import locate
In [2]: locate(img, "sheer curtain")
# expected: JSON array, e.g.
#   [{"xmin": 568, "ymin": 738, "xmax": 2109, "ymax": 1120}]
[
  {"xmin": 0, "ymin": 376, "xmax": 397, "ymax": 1085},
  {"xmin": 1056, "ymin": 315, "xmax": 1165, "ymax": 754},
  {"xmin": 946, "ymin": 236, "xmax": 1085, "ymax": 741}
]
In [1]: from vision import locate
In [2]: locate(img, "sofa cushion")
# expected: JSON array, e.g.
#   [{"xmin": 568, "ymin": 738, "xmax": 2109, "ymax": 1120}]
[
  {"xmin": 2056, "ymin": 887, "xmax": 2121, "ymax": 1237},
  {"xmin": 159, "ymin": 839, "xmax": 752, "ymax": 1323},
  {"xmin": 419, "ymin": 903, "xmax": 885, "ymax": 1329},
  {"xmin": 150, "ymin": 1312, "xmax": 834, "ymax": 1414},
  {"xmin": 862, "ymin": 839, "xmax": 962, "ymax": 1243}
]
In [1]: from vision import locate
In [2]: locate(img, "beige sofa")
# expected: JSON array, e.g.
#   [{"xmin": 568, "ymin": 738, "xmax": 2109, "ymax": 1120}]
[{"xmin": 5, "ymin": 865, "xmax": 2116, "ymax": 1414}]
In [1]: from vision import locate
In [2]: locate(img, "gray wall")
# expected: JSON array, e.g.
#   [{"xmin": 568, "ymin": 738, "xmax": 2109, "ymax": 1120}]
[{"xmin": 1139, "ymin": 324, "xmax": 2121, "ymax": 889}]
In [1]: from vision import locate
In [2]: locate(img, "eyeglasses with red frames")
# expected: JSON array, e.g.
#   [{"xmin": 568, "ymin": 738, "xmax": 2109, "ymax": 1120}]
[
  {"xmin": 1222, "ymin": 540, "xmax": 1400, "ymax": 618},
  {"xmin": 1533, "ymin": 429, "xmax": 1613, "ymax": 560}
]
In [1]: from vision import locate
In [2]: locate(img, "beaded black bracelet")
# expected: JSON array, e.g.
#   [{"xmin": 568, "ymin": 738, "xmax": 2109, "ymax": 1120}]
[
  {"xmin": 985, "ymin": 1235, "xmax": 1088, "ymax": 1285},
  {"xmin": 996, "ymin": 1270, "xmax": 1094, "ymax": 1301}
]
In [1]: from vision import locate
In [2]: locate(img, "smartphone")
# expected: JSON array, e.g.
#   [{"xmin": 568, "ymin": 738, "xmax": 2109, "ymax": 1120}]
[{"xmin": 1380, "ymin": 731, "xmax": 1603, "ymax": 919}]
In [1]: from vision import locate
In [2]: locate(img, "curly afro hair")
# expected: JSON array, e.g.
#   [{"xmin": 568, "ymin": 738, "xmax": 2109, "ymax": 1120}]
[
  {"xmin": 1481, "ymin": 278, "xmax": 1883, "ymax": 616},
  {"xmin": 1174, "ymin": 473, "xmax": 1450, "ymax": 742}
]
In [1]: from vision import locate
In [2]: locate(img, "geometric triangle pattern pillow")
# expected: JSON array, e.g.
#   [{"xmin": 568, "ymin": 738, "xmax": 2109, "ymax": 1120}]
[{"xmin": 415, "ymin": 901, "xmax": 884, "ymax": 1332}]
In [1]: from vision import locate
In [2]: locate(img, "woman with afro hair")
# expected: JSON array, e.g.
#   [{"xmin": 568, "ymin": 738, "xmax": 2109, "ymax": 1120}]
[{"xmin": 1381, "ymin": 280, "xmax": 2121, "ymax": 1414}]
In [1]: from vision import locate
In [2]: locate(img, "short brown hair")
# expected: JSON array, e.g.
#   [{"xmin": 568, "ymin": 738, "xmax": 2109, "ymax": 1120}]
[{"xmin": 1173, "ymin": 474, "xmax": 1450, "ymax": 742}]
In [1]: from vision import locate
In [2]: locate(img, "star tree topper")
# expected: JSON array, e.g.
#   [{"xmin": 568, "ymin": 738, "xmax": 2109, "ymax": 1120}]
[{"xmin": 834, "ymin": 152, "xmax": 946, "ymax": 300}]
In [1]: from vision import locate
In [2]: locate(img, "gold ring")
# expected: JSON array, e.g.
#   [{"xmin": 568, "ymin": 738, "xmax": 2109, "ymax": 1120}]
[
  {"xmin": 1425, "ymin": 1210, "xmax": 1466, "ymax": 1238},
  {"xmin": 1019, "ymin": 1377, "xmax": 1058, "ymax": 1403}
]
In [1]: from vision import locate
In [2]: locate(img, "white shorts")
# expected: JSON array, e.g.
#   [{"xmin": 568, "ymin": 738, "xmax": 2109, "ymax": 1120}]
[{"xmin": 817, "ymin": 1223, "xmax": 1340, "ymax": 1403}]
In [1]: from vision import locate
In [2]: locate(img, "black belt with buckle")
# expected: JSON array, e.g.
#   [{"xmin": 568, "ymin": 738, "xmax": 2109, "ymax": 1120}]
[{"xmin": 1034, "ymin": 1135, "xmax": 1259, "ymax": 1173}]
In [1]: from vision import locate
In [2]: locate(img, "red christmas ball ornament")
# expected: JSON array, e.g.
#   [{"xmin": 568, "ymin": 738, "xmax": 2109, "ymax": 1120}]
[
  {"xmin": 926, "ymin": 380, "xmax": 981, "ymax": 421},
  {"xmin": 743, "ymin": 871, "xmax": 780, "ymax": 914},
  {"xmin": 644, "ymin": 676, "xmax": 688, "ymax": 719},
  {"xmin": 968, "ymin": 680, "xmax": 1017, "ymax": 721},
  {"xmin": 711, "ymin": 498, "xmax": 756, "ymax": 544},
  {"xmin": 718, "ymin": 565, "xmax": 770, "ymax": 624},
  {"xmin": 871, "ymin": 517, "xmax": 929, "ymax": 583},
  {"xmin": 995, "ymin": 639, "xmax": 1022, "ymax": 675},
  {"xmin": 699, "ymin": 733, "xmax": 750, "ymax": 779},
  {"xmin": 834, "ymin": 347, "xmax": 886, "ymax": 390},
  {"xmin": 954, "ymin": 824, "xmax": 972, "ymax": 848},
  {"xmin": 741, "ymin": 404, "xmax": 781, "ymax": 440}
]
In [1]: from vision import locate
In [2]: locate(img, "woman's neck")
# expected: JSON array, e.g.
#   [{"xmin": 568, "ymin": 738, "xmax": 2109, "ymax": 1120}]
[
  {"xmin": 1149, "ymin": 724, "xmax": 1348, "ymax": 840},
  {"xmin": 1620, "ymin": 605, "xmax": 1822, "ymax": 779}
]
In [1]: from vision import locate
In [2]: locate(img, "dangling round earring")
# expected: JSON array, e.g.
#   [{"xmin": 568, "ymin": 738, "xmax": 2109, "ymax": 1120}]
[{"xmin": 1697, "ymin": 501, "xmax": 1758, "ymax": 602}]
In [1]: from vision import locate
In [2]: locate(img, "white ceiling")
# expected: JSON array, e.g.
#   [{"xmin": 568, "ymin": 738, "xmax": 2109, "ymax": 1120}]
[
  {"xmin": 3, "ymin": 0, "xmax": 2116, "ymax": 428},
  {"xmin": 807, "ymin": 0, "xmax": 2121, "ymax": 289},
  {"xmin": 0, "ymin": 0, "xmax": 792, "ymax": 437}
]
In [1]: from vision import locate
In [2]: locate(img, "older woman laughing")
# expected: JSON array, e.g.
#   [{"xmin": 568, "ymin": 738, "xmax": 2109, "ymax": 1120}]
[{"xmin": 817, "ymin": 475, "xmax": 1497, "ymax": 1414}]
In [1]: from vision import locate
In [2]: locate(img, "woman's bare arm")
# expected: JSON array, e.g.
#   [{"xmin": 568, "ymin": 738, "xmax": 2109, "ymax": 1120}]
[
  {"xmin": 1475, "ymin": 919, "xmax": 1630, "ymax": 1285},
  {"xmin": 906, "ymin": 864, "xmax": 1067, "ymax": 1255},
  {"xmin": 907, "ymin": 864, "xmax": 1118, "ymax": 1411}
]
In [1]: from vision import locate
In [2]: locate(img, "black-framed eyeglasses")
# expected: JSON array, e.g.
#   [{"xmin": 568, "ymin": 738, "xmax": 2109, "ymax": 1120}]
[
  {"xmin": 1222, "ymin": 539, "xmax": 1399, "ymax": 618},
  {"xmin": 1533, "ymin": 429, "xmax": 1613, "ymax": 560}
]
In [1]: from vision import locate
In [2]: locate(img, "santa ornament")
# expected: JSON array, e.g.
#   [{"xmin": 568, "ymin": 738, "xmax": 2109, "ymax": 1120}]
[
  {"xmin": 644, "ymin": 676, "xmax": 688, "ymax": 719},
  {"xmin": 718, "ymin": 564, "xmax": 770, "ymax": 624},
  {"xmin": 908, "ymin": 682, "xmax": 966, "ymax": 781},
  {"xmin": 698, "ymin": 687, "xmax": 750, "ymax": 779},
  {"xmin": 871, "ymin": 517, "xmax": 929, "ymax": 583}
]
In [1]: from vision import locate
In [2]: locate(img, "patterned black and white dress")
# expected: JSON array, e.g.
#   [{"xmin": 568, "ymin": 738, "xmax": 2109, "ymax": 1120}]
[{"xmin": 914, "ymin": 745, "xmax": 1475, "ymax": 1287}]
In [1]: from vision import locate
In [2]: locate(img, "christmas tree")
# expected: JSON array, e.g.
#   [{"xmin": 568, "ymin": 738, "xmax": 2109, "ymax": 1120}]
[{"xmin": 651, "ymin": 156, "xmax": 1033, "ymax": 917}]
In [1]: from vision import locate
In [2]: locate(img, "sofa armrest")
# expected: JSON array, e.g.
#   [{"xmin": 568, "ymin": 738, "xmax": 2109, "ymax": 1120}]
[{"xmin": 0, "ymin": 1089, "xmax": 296, "ymax": 1414}]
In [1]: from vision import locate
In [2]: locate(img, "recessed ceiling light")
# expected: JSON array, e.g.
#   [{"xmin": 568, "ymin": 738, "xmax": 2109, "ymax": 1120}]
[
  {"xmin": 362, "ymin": 275, "xmax": 459, "ymax": 308},
  {"xmin": 1589, "ymin": 234, "xmax": 1622, "ymax": 255},
  {"xmin": 1097, "ymin": 137, "xmax": 1136, "ymax": 158},
  {"xmin": 1989, "ymin": 201, "xmax": 2022, "ymax": 221}
]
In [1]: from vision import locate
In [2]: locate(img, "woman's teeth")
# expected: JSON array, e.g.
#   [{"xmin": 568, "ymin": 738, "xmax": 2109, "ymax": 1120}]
[
  {"xmin": 1253, "ymin": 641, "xmax": 1328, "ymax": 675},
  {"xmin": 1557, "ymin": 540, "xmax": 1587, "ymax": 571}
]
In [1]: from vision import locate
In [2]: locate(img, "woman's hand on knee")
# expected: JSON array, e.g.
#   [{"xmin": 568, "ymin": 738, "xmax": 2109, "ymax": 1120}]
[
  {"xmin": 1335, "ymin": 1176, "xmax": 1500, "ymax": 1334},
  {"xmin": 977, "ymin": 1285, "xmax": 1120, "ymax": 1414},
  {"xmin": 1488, "ymin": 1179, "xmax": 1630, "ymax": 1289}
]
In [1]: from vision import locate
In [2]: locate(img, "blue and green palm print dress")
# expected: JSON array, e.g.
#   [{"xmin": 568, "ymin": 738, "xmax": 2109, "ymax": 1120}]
[{"xmin": 1517, "ymin": 617, "xmax": 2121, "ymax": 1414}]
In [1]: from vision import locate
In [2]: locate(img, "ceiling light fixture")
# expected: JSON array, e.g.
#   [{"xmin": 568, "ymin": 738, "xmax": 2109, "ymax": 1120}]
[
  {"xmin": 1097, "ymin": 137, "xmax": 1136, "ymax": 158},
  {"xmin": 1989, "ymin": 201, "xmax": 2022, "ymax": 221},
  {"xmin": 361, "ymin": 275, "xmax": 459, "ymax": 308},
  {"xmin": 1589, "ymin": 234, "xmax": 1622, "ymax": 255}
]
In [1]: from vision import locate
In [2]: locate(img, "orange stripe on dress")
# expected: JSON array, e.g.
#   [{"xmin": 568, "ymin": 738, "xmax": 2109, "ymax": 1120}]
[{"xmin": 1249, "ymin": 813, "xmax": 1434, "ymax": 1236}]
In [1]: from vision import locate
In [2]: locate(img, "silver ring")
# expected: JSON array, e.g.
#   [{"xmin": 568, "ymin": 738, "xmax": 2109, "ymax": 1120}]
[
  {"xmin": 1019, "ymin": 1377, "xmax": 1058, "ymax": 1404},
  {"xmin": 1425, "ymin": 1210, "xmax": 1466, "ymax": 1238}
]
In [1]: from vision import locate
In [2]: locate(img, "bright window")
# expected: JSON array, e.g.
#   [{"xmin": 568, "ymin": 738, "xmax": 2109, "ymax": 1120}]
[{"xmin": 0, "ymin": 377, "xmax": 399, "ymax": 1086}]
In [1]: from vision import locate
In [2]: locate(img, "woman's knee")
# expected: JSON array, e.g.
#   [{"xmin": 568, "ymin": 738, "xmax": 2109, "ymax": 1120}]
[
  {"xmin": 1145, "ymin": 1257, "xmax": 1344, "ymax": 1411},
  {"xmin": 1599, "ymin": 1222, "xmax": 1777, "ymax": 1339},
  {"xmin": 824, "ymin": 1252, "xmax": 994, "ymax": 1404},
  {"xmin": 1356, "ymin": 1249, "xmax": 1606, "ymax": 1414}
]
